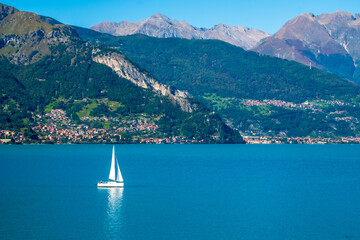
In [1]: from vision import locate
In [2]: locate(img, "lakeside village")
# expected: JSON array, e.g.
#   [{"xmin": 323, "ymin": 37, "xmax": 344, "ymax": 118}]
[
  {"xmin": 1, "ymin": 99, "xmax": 360, "ymax": 144},
  {"xmin": 238, "ymin": 99, "xmax": 360, "ymax": 144},
  {"xmin": 0, "ymin": 109, "xmax": 203, "ymax": 144}
]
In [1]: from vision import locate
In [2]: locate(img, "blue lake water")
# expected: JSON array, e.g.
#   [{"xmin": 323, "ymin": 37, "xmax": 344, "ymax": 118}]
[{"xmin": 0, "ymin": 144, "xmax": 360, "ymax": 240}]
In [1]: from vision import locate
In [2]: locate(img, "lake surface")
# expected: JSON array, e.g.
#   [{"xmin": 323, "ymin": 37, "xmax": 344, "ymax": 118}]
[{"xmin": 0, "ymin": 144, "xmax": 360, "ymax": 240}]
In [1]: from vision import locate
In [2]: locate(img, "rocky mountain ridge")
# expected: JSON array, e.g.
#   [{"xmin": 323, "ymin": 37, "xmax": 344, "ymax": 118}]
[
  {"xmin": 253, "ymin": 11, "xmax": 360, "ymax": 83},
  {"xmin": 90, "ymin": 13, "xmax": 270, "ymax": 50},
  {"xmin": 316, "ymin": 11, "xmax": 360, "ymax": 65},
  {"xmin": 0, "ymin": 4, "xmax": 79, "ymax": 64},
  {"xmin": 91, "ymin": 11, "xmax": 360, "ymax": 83}
]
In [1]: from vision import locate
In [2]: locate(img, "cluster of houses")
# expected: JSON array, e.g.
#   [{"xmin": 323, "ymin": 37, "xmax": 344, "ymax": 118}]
[
  {"xmin": 1, "ymin": 109, "xmax": 206, "ymax": 144},
  {"xmin": 2, "ymin": 101, "xmax": 360, "ymax": 144},
  {"xmin": 240, "ymin": 99, "xmax": 355, "ymax": 111},
  {"xmin": 13, "ymin": 109, "xmax": 204, "ymax": 144},
  {"xmin": 243, "ymin": 136, "xmax": 360, "ymax": 144},
  {"xmin": 29, "ymin": 109, "xmax": 165, "ymax": 143},
  {"xmin": 0, "ymin": 130, "xmax": 13, "ymax": 144},
  {"xmin": 139, "ymin": 137, "xmax": 203, "ymax": 144}
]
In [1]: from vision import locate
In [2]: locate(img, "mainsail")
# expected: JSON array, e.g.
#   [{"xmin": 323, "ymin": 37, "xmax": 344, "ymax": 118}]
[
  {"xmin": 108, "ymin": 146, "xmax": 123, "ymax": 182},
  {"xmin": 108, "ymin": 146, "xmax": 116, "ymax": 181}
]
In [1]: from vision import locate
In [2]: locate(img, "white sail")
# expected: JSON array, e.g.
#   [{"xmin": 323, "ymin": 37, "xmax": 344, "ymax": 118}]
[
  {"xmin": 108, "ymin": 146, "xmax": 116, "ymax": 181},
  {"xmin": 116, "ymin": 159, "xmax": 123, "ymax": 182}
]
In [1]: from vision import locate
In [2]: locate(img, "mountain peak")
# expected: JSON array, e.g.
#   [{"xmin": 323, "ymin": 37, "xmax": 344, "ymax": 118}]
[
  {"xmin": 253, "ymin": 10, "xmax": 357, "ymax": 82},
  {"xmin": 274, "ymin": 12, "xmax": 321, "ymax": 40},
  {"xmin": 149, "ymin": 13, "xmax": 170, "ymax": 20},
  {"xmin": 296, "ymin": 13, "xmax": 316, "ymax": 21},
  {"xmin": 213, "ymin": 23, "xmax": 230, "ymax": 29},
  {"xmin": 0, "ymin": 4, "xmax": 79, "ymax": 65}
]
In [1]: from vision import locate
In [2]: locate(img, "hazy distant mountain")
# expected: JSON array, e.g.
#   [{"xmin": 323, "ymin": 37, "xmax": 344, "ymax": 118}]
[
  {"xmin": 253, "ymin": 11, "xmax": 360, "ymax": 83},
  {"xmin": 90, "ymin": 14, "xmax": 269, "ymax": 50}
]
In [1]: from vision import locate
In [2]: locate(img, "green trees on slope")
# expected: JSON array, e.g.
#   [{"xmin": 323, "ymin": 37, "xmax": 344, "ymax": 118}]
[{"xmin": 0, "ymin": 43, "xmax": 244, "ymax": 143}]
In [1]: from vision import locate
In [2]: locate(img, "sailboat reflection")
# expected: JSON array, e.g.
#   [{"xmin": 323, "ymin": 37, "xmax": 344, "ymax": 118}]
[
  {"xmin": 105, "ymin": 188, "xmax": 124, "ymax": 238},
  {"xmin": 107, "ymin": 187, "xmax": 124, "ymax": 214}
]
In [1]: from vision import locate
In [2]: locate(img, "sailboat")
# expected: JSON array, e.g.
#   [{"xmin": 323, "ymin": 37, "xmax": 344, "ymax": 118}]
[{"xmin": 97, "ymin": 146, "xmax": 124, "ymax": 188}]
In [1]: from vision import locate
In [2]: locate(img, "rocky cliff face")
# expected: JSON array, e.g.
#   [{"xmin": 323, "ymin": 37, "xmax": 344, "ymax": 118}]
[
  {"xmin": 92, "ymin": 50, "xmax": 196, "ymax": 112},
  {"xmin": 253, "ymin": 11, "xmax": 358, "ymax": 82},
  {"xmin": 0, "ymin": 4, "xmax": 78, "ymax": 64},
  {"xmin": 316, "ymin": 11, "xmax": 360, "ymax": 66},
  {"xmin": 90, "ymin": 13, "xmax": 269, "ymax": 50}
]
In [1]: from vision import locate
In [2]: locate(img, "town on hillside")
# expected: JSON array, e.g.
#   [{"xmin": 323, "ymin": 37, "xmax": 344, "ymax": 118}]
[
  {"xmin": 0, "ymin": 109, "xmax": 203, "ymax": 144},
  {"xmin": 1, "ymin": 101, "xmax": 360, "ymax": 144}
]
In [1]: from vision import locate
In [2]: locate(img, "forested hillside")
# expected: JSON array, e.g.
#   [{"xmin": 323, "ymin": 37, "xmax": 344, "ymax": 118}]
[
  {"xmin": 76, "ymin": 29, "xmax": 359, "ymax": 102},
  {"xmin": 76, "ymin": 27, "xmax": 360, "ymax": 142},
  {"xmin": 0, "ymin": 4, "xmax": 243, "ymax": 144}
]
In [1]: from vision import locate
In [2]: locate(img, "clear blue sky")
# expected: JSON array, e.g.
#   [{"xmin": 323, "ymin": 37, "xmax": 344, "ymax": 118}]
[{"xmin": 2, "ymin": 0, "xmax": 360, "ymax": 34}]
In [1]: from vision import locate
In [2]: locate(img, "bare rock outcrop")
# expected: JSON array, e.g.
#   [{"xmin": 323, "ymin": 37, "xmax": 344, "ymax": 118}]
[{"xmin": 92, "ymin": 51, "xmax": 196, "ymax": 112}]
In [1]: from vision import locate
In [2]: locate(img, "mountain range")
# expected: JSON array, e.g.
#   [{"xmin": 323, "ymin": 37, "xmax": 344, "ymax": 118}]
[
  {"xmin": 91, "ymin": 11, "xmax": 360, "ymax": 84},
  {"xmin": 1, "ymin": 2, "xmax": 360, "ymax": 143},
  {"xmin": 0, "ymin": 3, "xmax": 242, "ymax": 143},
  {"xmin": 90, "ymin": 13, "xmax": 270, "ymax": 50}
]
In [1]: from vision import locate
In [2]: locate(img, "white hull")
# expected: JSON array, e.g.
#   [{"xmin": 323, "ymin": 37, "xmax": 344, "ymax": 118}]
[{"xmin": 97, "ymin": 181, "xmax": 124, "ymax": 188}]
